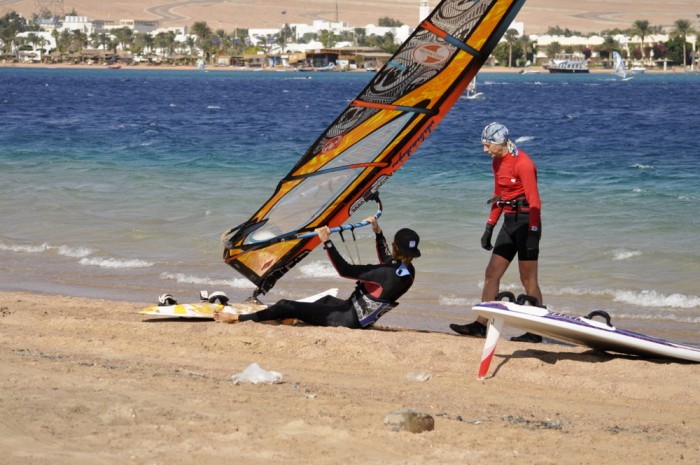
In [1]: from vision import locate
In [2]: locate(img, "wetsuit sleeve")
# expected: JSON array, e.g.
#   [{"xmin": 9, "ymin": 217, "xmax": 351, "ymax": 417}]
[
  {"xmin": 375, "ymin": 232, "xmax": 392, "ymax": 264},
  {"xmin": 323, "ymin": 239, "xmax": 408, "ymax": 301},
  {"xmin": 487, "ymin": 163, "xmax": 504, "ymax": 226},
  {"xmin": 517, "ymin": 157, "xmax": 542, "ymax": 231},
  {"xmin": 323, "ymin": 240, "xmax": 375, "ymax": 281}
]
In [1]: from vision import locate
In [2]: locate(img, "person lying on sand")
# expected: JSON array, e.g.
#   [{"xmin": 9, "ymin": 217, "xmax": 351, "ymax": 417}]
[{"xmin": 214, "ymin": 217, "xmax": 420, "ymax": 328}]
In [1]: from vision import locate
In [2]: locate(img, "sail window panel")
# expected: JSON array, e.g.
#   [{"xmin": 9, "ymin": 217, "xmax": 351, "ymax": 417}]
[
  {"xmin": 246, "ymin": 115, "xmax": 412, "ymax": 244},
  {"xmin": 323, "ymin": 114, "xmax": 413, "ymax": 169},
  {"xmin": 246, "ymin": 114, "xmax": 412, "ymax": 245},
  {"xmin": 247, "ymin": 168, "xmax": 363, "ymax": 244}
]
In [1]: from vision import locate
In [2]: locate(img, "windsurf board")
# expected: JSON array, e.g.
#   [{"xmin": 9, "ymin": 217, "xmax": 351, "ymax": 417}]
[
  {"xmin": 140, "ymin": 288, "xmax": 339, "ymax": 318},
  {"xmin": 472, "ymin": 301, "xmax": 700, "ymax": 363}
]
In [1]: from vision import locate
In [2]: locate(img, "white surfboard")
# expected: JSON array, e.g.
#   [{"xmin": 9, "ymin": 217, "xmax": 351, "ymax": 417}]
[
  {"xmin": 140, "ymin": 288, "xmax": 339, "ymax": 318},
  {"xmin": 472, "ymin": 301, "xmax": 700, "ymax": 364}
]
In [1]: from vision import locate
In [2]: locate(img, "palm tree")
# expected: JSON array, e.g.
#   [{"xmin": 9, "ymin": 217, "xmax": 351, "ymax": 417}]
[
  {"xmin": 503, "ymin": 28, "xmax": 519, "ymax": 67},
  {"xmin": 185, "ymin": 36, "xmax": 196, "ymax": 56},
  {"xmin": 71, "ymin": 30, "xmax": 88, "ymax": 53},
  {"xmin": 632, "ymin": 20, "xmax": 651, "ymax": 63},
  {"xmin": 112, "ymin": 27, "xmax": 133, "ymax": 53},
  {"xmin": 598, "ymin": 35, "xmax": 621, "ymax": 64},
  {"xmin": 670, "ymin": 19, "xmax": 694, "ymax": 68},
  {"xmin": 91, "ymin": 32, "xmax": 109, "ymax": 53},
  {"xmin": 0, "ymin": 11, "xmax": 24, "ymax": 54},
  {"xmin": 191, "ymin": 21, "xmax": 212, "ymax": 61},
  {"xmin": 546, "ymin": 41, "xmax": 562, "ymax": 61},
  {"xmin": 518, "ymin": 34, "xmax": 536, "ymax": 66},
  {"xmin": 57, "ymin": 29, "xmax": 71, "ymax": 53},
  {"xmin": 154, "ymin": 31, "xmax": 175, "ymax": 57}
]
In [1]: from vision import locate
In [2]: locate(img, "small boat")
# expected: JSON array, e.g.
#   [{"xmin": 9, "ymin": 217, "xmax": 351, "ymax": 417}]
[
  {"xmin": 630, "ymin": 65, "xmax": 645, "ymax": 75},
  {"xmin": 544, "ymin": 53, "xmax": 589, "ymax": 74},
  {"xmin": 612, "ymin": 51, "xmax": 633, "ymax": 81},
  {"xmin": 297, "ymin": 63, "xmax": 335, "ymax": 72}
]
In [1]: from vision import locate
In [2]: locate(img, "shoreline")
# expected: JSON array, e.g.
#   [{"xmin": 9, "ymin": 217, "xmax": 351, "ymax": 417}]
[
  {"xmin": 1, "ymin": 289, "xmax": 698, "ymax": 464},
  {"xmin": 0, "ymin": 61, "xmax": 685, "ymax": 74}
]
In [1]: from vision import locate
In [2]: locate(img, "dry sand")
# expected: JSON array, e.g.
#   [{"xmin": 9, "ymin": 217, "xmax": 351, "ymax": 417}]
[
  {"xmin": 1, "ymin": 291, "xmax": 698, "ymax": 464},
  {"xmin": 3, "ymin": 0, "xmax": 699, "ymax": 34}
]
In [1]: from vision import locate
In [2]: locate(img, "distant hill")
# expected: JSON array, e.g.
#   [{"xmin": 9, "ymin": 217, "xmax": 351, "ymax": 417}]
[{"xmin": 4, "ymin": 0, "xmax": 698, "ymax": 35}]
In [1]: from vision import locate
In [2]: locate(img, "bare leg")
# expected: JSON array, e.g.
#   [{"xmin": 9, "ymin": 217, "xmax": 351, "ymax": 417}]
[
  {"xmin": 213, "ymin": 310, "xmax": 239, "ymax": 324},
  {"xmin": 518, "ymin": 260, "xmax": 543, "ymax": 306},
  {"xmin": 510, "ymin": 259, "xmax": 545, "ymax": 343},
  {"xmin": 476, "ymin": 254, "xmax": 511, "ymax": 324}
]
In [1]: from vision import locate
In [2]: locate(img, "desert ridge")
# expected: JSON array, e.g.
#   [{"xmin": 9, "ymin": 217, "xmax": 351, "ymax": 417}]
[{"xmin": 4, "ymin": 0, "xmax": 699, "ymax": 34}]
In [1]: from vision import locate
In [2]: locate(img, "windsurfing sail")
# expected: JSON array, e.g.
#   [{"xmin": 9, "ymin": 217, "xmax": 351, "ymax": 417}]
[
  {"xmin": 222, "ymin": 0, "xmax": 526, "ymax": 296},
  {"xmin": 466, "ymin": 76, "xmax": 477, "ymax": 96},
  {"xmin": 612, "ymin": 51, "xmax": 630, "ymax": 80},
  {"xmin": 464, "ymin": 75, "xmax": 484, "ymax": 99}
]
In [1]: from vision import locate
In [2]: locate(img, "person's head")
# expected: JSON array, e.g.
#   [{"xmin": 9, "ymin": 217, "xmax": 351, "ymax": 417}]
[
  {"xmin": 481, "ymin": 122, "xmax": 515, "ymax": 158},
  {"xmin": 392, "ymin": 228, "xmax": 421, "ymax": 264}
]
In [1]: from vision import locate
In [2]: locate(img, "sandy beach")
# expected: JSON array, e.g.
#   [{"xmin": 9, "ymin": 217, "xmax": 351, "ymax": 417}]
[
  {"xmin": 1, "ymin": 291, "xmax": 698, "ymax": 464},
  {"xmin": 0, "ymin": 61, "xmax": 684, "ymax": 74},
  {"xmin": 2, "ymin": 3, "xmax": 698, "ymax": 460}
]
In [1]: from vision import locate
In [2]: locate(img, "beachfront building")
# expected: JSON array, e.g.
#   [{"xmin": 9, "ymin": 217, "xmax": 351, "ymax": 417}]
[
  {"xmin": 4, "ymin": 0, "xmax": 696, "ymax": 71},
  {"xmin": 249, "ymin": 19, "xmax": 413, "ymax": 50},
  {"xmin": 530, "ymin": 32, "xmax": 697, "ymax": 69}
]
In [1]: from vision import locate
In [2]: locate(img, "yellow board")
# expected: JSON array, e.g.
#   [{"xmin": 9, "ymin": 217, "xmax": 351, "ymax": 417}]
[{"xmin": 140, "ymin": 301, "xmax": 266, "ymax": 318}]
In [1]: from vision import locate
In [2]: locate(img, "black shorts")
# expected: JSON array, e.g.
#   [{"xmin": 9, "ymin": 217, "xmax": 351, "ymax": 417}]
[{"xmin": 493, "ymin": 213, "xmax": 538, "ymax": 262}]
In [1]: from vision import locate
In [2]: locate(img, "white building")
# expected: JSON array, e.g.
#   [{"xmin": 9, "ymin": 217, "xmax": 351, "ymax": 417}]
[{"xmin": 61, "ymin": 15, "xmax": 93, "ymax": 34}]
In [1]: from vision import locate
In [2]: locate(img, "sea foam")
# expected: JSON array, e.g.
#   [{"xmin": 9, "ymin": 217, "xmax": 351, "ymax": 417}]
[
  {"xmin": 298, "ymin": 260, "xmax": 338, "ymax": 279},
  {"xmin": 79, "ymin": 257, "xmax": 153, "ymax": 268},
  {"xmin": 159, "ymin": 272, "xmax": 256, "ymax": 289}
]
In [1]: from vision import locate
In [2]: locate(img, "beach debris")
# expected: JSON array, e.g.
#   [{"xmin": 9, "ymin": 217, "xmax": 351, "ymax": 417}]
[
  {"xmin": 232, "ymin": 363, "xmax": 283, "ymax": 384},
  {"xmin": 384, "ymin": 409, "xmax": 435, "ymax": 433},
  {"xmin": 404, "ymin": 371, "xmax": 431, "ymax": 381},
  {"xmin": 502, "ymin": 415, "xmax": 563, "ymax": 430}
]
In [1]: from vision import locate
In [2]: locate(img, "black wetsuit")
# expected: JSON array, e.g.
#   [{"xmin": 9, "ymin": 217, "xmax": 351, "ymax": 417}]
[{"xmin": 238, "ymin": 232, "xmax": 415, "ymax": 328}]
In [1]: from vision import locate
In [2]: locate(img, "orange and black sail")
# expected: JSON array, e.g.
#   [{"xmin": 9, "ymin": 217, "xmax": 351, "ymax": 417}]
[{"xmin": 223, "ymin": 0, "xmax": 526, "ymax": 295}]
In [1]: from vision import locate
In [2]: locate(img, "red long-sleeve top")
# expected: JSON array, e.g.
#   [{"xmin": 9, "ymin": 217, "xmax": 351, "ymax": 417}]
[{"xmin": 487, "ymin": 149, "xmax": 542, "ymax": 232}]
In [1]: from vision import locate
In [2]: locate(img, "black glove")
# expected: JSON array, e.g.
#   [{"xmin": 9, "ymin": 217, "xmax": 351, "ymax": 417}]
[
  {"xmin": 525, "ymin": 231, "xmax": 540, "ymax": 259},
  {"xmin": 480, "ymin": 224, "xmax": 495, "ymax": 251}
]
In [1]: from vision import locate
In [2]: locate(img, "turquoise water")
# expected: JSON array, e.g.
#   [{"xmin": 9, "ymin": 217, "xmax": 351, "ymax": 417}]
[{"xmin": 1, "ymin": 67, "xmax": 699, "ymax": 342}]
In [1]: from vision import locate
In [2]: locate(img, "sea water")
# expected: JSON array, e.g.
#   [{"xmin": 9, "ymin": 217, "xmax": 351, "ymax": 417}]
[{"xmin": 1, "ymin": 67, "xmax": 699, "ymax": 344}]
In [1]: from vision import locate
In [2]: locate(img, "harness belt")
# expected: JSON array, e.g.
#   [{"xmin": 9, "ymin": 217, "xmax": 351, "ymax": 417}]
[
  {"xmin": 488, "ymin": 195, "xmax": 529, "ymax": 212},
  {"xmin": 350, "ymin": 292, "xmax": 398, "ymax": 328}
]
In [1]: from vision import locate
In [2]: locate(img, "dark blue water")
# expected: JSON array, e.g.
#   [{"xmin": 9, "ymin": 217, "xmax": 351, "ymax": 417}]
[{"xmin": 1, "ymin": 67, "xmax": 699, "ymax": 340}]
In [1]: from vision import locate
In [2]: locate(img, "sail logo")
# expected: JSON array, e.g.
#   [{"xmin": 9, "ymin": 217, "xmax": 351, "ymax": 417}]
[
  {"xmin": 348, "ymin": 176, "xmax": 389, "ymax": 215},
  {"xmin": 322, "ymin": 135, "xmax": 343, "ymax": 153},
  {"xmin": 412, "ymin": 44, "xmax": 450, "ymax": 67}
]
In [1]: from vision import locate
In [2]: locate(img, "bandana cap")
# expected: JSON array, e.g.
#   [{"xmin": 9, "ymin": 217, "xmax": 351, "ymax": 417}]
[
  {"xmin": 481, "ymin": 122, "xmax": 509, "ymax": 145},
  {"xmin": 481, "ymin": 122, "xmax": 518, "ymax": 155}
]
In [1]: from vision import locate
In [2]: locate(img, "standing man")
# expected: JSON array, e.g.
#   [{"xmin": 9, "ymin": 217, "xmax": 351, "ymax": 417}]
[{"xmin": 450, "ymin": 122, "xmax": 543, "ymax": 343}]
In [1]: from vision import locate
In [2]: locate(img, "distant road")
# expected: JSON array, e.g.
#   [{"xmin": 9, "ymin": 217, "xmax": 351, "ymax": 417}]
[
  {"xmin": 0, "ymin": 0, "xmax": 21, "ymax": 9},
  {"xmin": 144, "ymin": 0, "xmax": 222, "ymax": 24}
]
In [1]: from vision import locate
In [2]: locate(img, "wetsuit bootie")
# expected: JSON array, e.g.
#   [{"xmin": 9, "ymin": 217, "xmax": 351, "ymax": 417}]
[
  {"xmin": 449, "ymin": 321, "xmax": 487, "ymax": 338},
  {"xmin": 510, "ymin": 332, "xmax": 542, "ymax": 343}
]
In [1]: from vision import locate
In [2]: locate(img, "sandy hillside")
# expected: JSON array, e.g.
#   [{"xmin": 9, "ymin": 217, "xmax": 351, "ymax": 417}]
[{"xmin": 3, "ymin": 0, "xmax": 699, "ymax": 34}]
